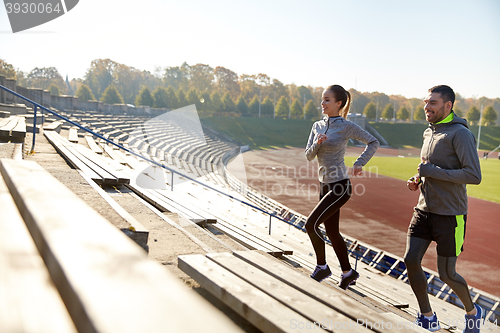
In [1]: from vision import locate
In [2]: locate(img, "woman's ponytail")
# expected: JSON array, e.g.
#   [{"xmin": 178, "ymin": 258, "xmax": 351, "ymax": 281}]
[{"xmin": 340, "ymin": 90, "xmax": 351, "ymax": 119}]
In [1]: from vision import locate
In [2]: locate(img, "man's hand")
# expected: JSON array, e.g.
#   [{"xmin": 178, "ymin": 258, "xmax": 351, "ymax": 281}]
[
  {"xmin": 407, "ymin": 175, "xmax": 421, "ymax": 191},
  {"xmin": 352, "ymin": 164, "xmax": 363, "ymax": 177}
]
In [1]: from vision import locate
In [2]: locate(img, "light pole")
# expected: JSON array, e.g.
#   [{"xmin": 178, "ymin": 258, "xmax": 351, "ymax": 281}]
[
  {"xmin": 477, "ymin": 104, "xmax": 484, "ymax": 151},
  {"xmin": 393, "ymin": 100, "xmax": 396, "ymax": 123}
]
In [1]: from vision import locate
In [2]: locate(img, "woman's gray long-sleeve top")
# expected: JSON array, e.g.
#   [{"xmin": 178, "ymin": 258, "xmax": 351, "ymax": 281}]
[{"xmin": 305, "ymin": 116, "xmax": 379, "ymax": 184}]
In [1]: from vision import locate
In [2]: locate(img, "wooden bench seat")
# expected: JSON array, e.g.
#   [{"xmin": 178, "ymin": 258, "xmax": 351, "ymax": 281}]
[
  {"xmin": 210, "ymin": 221, "xmax": 289, "ymax": 256},
  {"xmin": 125, "ymin": 175, "xmax": 216, "ymax": 225},
  {"xmin": 43, "ymin": 120, "xmax": 63, "ymax": 132},
  {"xmin": 84, "ymin": 134, "xmax": 103, "ymax": 154},
  {"xmin": 179, "ymin": 254, "xmax": 325, "ymax": 333},
  {"xmin": 169, "ymin": 189, "xmax": 293, "ymax": 256},
  {"xmin": 0, "ymin": 158, "xmax": 240, "ymax": 333},
  {"xmin": 0, "ymin": 116, "xmax": 26, "ymax": 142},
  {"xmin": 179, "ymin": 251, "xmax": 425, "ymax": 333},
  {"xmin": 68, "ymin": 127, "xmax": 79, "ymax": 143},
  {"xmin": 0, "ymin": 174, "xmax": 77, "ymax": 333},
  {"xmin": 103, "ymin": 144, "xmax": 128, "ymax": 165},
  {"xmin": 45, "ymin": 131, "xmax": 129, "ymax": 186}
]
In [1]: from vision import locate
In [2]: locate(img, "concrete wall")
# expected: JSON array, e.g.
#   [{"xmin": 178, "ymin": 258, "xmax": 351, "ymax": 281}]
[
  {"xmin": 0, "ymin": 75, "xmax": 171, "ymax": 116},
  {"xmin": 347, "ymin": 114, "xmax": 367, "ymax": 129}
]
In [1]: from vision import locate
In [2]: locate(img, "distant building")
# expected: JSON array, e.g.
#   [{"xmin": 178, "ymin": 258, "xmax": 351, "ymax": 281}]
[{"xmin": 65, "ymin": 75, "xmax": 73, "ymax": 96}]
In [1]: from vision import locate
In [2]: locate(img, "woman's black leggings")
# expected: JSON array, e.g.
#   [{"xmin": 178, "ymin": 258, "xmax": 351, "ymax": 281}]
[{"xmin": 305, "ymin": 179, "xmax": 352, "ymax": 271}]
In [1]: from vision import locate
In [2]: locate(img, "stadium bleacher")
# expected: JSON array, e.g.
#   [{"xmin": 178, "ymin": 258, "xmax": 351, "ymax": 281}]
[{"xmin": 0, "ymin": 84, "xmax": 499, "ymax": 332}]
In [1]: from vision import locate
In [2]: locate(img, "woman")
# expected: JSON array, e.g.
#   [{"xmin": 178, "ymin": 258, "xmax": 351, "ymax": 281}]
[{"xmin": 305, "ymin": 84, "xmax": 379, "ymax": 289}]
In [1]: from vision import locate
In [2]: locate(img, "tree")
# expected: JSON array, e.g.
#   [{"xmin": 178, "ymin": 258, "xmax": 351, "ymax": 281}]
[
  {"xmin": 222, "ymin": 92, "xmax": 236, "ymax": 113},
  {"xmin": 100, "ymin": 85, "xmax": 124, "ymax": 104},
  {"xmin": 414, "ymin": 106, "xmax": 425, "ymax": 121},
  {"xmin": 311, "ymin": 86, "xmax": 324, "ymax": 108},
  {"xmin": 350, "ymin": 89, "xmax": 370, "ymax": 114},
  {"xmin": 363, "ymin": 102, "xmax": 376, "ymax": 119},
  {"xmin": 466, "ymin": 106, "xmax": 480, "ymax": 125},
  {"xmin": 296, "ymin": 86, "xmax": 313, "ymax": 103},
  {"xmin": 165, "ymin": 86, "xmax": 178, "ymax": 109},
  {"xmin": 256, "ymin": 73, "xmax": 271, "ymax": 87},
  {"xmin": 14, "ymin": 70, "xmax": 27, "ymax": 86},
  {"xmin": 291, "ymin": 100, "xmax": 303, "ymax": 119},
  {"xmin": 255, "ymin": 73, "xmax": 271, "ymax": 100},
  {"xmin": 248, "ymin": 94, "xmax": 260, "ymax": 116},
  {"xmin": 239, "ymin": 74, "xmax": 259, "ymax": 101},
  {"xmin": 261, "ymin": 96, "xmax": 274, "ymax": 117},
  {"xmin": 305, "ymin": 100, "xmax": 319, "ymax": 120},
  {"xmin": 199, "ymin": 91, "xmax": 211, "ymax": 112},
  {"xmin": 271, "ymin": 79, "xmax": 288, "ymax": 103},
  {"xmin": 163, "ymin": 65, "xmax": 188, "ymax": 91},
  {"xmin": 0, "ymin": 59, "xmax": 16, "ymax": 79},
  {"xmin": 210, "ymin": 91, "xmax": 222, "ymax": 112},
  {"xmin": 236, "ymin": 96, "xmax": 249, "ymax": 115},
  {"xmin": 454, "ymin": 107, "xmax": 463, "ymax": 118},
  {"xmin": 84, "ymin": 59, "xmax": 117, "ymax": 99},
  {"xmin": 397, "ymin": 106, "xmax": 410, "ymax": 121},
  {"xmin": 76, "ymin": 84, "xmax": 95, "ymax": 101},
  {"xmin": 49, "ymin": 84, "xmax": 60, "ymax": 96},
  {"xmin": 177, "ymin": 89, "xmax": 188, "ymax": 107},
  {"xmin": 381, "ymin": 103, "xmax": 394, "ymax": 120},
  {"xmin": 189, "ymin": 63, "xmax": 214, "ymax": 92},
  {"xmin": 275, "ymin": 96, "xmax": 289, "ymax": 118},
  {"xmin": 114, "ymin": 63, "xmax": 156, "ymax": 104},
  {"xmin": 187, "ymin": 88, "xmax": 202, "ymax": 110},
  {"xmin": 482, "ymin": 106, "xmax": 498, "ymax": 126},
  {"xmin": 135, "ymin": 86, "xmax": 154, "ymax": 107},
  {"xmin": 153, "ymin": 87, "xmax": 169, "ymax": 108},
  {"xmin": 27, "ymin": 66, "xmax": 66, "ymax": 92},
  {"xmin": 214, "ymin": 66, "xmax": 240, "ymax": 98}
]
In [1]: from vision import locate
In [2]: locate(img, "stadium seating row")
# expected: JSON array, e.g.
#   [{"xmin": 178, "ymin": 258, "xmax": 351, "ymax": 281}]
[{"xmin": 0, "ymin": 158, "xmax": 241, "ymax": 333}]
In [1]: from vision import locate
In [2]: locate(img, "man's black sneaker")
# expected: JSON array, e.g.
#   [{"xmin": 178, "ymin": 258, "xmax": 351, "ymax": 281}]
[
  {"xmin": 339, "ymin": 269, "xmax": 359, "ymax": 289},
  {"xmin": 310, "ymin": 265, "xmax": 332, "ymax": 282}
]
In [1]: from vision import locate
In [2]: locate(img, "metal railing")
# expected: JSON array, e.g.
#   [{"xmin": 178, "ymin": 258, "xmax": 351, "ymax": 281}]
[{"xmin": 0, "ymin": 84, "xmax": 290, "ymax": 234}]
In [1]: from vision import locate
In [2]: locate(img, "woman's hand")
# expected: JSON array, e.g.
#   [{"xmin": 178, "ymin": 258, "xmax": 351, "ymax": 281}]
[
  {"xmin": 317, "ymin": 134, "xmax": 327, "ymax": 144},
  {"xmin": 352, "ymin": 164, "xmax": 363, "ymax": 176}
]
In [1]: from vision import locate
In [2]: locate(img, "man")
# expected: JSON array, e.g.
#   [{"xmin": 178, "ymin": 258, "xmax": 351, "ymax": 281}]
[{"xmin": 405, "ymin": 85, "xmax": 483, "ymax": 332}]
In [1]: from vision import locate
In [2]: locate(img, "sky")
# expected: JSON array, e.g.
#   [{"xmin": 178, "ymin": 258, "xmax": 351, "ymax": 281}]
[{"xmin": 1, "ymin": 0, "xmax": 499, "ymax": 99}]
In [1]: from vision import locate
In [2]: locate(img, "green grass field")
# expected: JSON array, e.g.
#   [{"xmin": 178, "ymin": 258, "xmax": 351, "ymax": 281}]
[
  {"xmin": 201, "ymin": 116, "xmax": 315, "ymax": 149},
  {"xmin": 200, "ymin": 116, "xmax": 499, "ymax": 203},
  {"xmin": 345, "ymin": 156, "xmax": 500, "ymax": 203},
  {"xmin": 370, "ymin": 122, "xmax": 500, "ymax": 151}
]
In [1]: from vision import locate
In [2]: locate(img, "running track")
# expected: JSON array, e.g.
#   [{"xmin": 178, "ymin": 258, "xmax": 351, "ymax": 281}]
[{"xmin": 238, "ymin": 147, "xmax": 500, "ymax": 297}]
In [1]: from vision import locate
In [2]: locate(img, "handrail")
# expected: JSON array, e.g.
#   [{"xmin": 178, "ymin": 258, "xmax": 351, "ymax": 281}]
[{"xmin": 0, "ymin": 84, "xmax": 289, "ymax": 229}]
